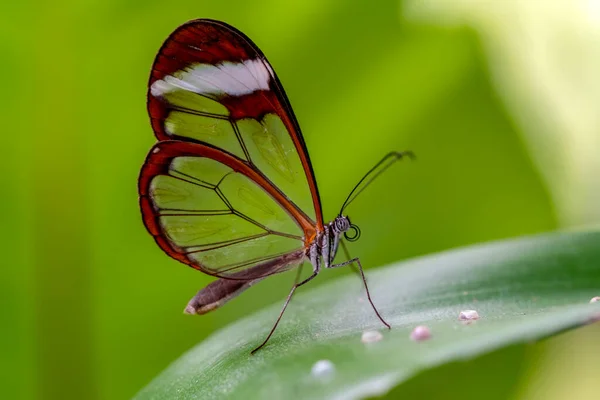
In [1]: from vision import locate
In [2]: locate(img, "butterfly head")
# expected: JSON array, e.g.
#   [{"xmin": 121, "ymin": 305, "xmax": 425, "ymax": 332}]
[{"xmin": 333, "ymin": 215, "xmax": 361, "ymax": 242}]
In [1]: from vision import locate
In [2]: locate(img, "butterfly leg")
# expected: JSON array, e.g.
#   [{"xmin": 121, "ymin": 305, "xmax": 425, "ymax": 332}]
[
  {"xmin": 250, "ymin": 269, "xmax": 317, "ymax": 354},
  {"xmin": 340, "ymin": 240, "xmax": 362, "ymax": 279},
  {"xmin": 328, "ymin": 257, "xmax": 391, "ymax": 329}
]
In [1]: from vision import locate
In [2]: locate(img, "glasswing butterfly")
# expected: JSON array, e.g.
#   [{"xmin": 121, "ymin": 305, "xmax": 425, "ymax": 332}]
[{"xmin": 139, "ymin": 19, "xmax": 413, "ymax": 353}]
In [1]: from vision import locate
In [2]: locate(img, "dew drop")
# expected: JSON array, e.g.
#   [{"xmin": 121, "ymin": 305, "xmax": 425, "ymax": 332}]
[
  {"xmin": 410, "ymin": 325, "xmax": 431, "ymax": 341},
  {"xmin": 588, "ymin": 312, "xmax": 600, "ymax": 323},
  {"xmin": 459, "ymin": 310, "xmax": 480, "ymax": 321},
  {"xmin": 311, "ymin": 359, "xmax": 335, "ymax": 379},
  {"xmin": 361, "ymin": 330, "xmax": 383, "ymax": 343}
]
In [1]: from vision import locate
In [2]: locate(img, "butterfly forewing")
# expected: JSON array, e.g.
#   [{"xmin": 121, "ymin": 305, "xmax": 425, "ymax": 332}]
[{"xmin": 147, "ymin": 19, "xmax": 323, "ymax": 232}]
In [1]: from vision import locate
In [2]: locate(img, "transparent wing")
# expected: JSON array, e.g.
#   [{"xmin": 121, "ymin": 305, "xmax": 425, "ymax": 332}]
[
  {"xmin": 139, "ymin": 141, "xmax": 308, "ymax": 278},
  {"xmin": 147, "ymin": 19, "xmax": 324, "ymax": 231}
]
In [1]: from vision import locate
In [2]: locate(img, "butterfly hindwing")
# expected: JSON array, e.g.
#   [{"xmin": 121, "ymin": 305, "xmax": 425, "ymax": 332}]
[{"xmin": 140, "ymin": 140, "xmax": 311, "ymax": 278}]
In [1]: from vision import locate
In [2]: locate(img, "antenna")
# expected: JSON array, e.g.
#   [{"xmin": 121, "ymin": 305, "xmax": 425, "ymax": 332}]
[{"xmin": 339, "ymin": 151, "xmax": 415, "ymax": 215}]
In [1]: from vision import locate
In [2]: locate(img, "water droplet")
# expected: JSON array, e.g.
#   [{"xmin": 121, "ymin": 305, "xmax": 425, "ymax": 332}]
[
  {"xmin": 588, "ymin": 312, "xmax": 600, "ymax": 323},
  {"xmin": 410, "ymin": 325, "xmax": 431, "ymax": 341},
  {"xmin": 590, "ymin": 296, "xmax": 600, "ymax": 303},
  {"xmin": 459, "ymin": 310, "xmax": 480, "ymax": 321},
  {"xmin": 311, "ymin": 359, "xmax": 335, "ymax": 379},
  {"xmin": 361, "ymin": 330, "xmax": 383, "ymax": 343}
]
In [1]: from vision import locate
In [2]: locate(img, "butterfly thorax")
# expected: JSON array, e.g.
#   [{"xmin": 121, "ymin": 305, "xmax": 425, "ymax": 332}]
[{"xmin": 308, "ymin": 215, "xmax": 352, "ymax": 273}]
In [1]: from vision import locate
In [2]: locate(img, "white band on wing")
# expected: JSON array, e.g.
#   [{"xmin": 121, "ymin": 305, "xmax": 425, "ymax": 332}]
[{"xmin": 151, "ymin": 58, "xmax": 272, "ymax": 98}]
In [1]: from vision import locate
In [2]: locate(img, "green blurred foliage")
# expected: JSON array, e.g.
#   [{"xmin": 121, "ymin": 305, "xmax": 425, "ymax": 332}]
[{"xmin": 3, "ymin": 0, "xmax": 596, "ymax": 399}]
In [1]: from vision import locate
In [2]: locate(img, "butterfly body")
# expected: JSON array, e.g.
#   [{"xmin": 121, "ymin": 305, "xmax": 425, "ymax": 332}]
[{"xmin": 140, "ymin": 19, "xmax": 410, "ymax": 353}]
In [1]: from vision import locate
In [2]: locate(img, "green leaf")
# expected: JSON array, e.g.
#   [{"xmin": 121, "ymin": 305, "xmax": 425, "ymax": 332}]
[{"xmin": 134, "ymin": 230, "xmax": 600, "ymax": 399}]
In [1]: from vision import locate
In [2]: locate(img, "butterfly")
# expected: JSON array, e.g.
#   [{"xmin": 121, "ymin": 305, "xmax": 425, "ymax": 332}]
[{"xmin": 139, "ymin": 19, "xmax": 413, "ymax": 353}]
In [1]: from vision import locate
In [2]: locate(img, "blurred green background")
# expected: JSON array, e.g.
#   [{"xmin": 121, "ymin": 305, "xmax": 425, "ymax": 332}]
[{"xmin": 2, "ymin": 0, "xmax": 599, "ymax": 399}]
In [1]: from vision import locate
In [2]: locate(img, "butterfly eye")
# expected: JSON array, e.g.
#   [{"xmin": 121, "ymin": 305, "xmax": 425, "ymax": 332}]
[
  {"xmin": 334, "ymin": 217, "xmax": 349, "ymax": 232},
  {"xmin": 344, "ymin": 223, "xmax": 361, "ymax": 242}
]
